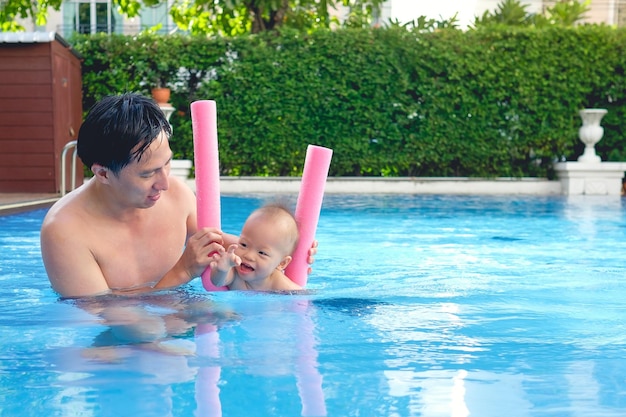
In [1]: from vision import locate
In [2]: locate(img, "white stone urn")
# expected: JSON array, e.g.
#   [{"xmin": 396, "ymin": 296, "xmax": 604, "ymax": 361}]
[{"xmin": 577, "ymin": 108, "xmax": 607, "ymax": 163}]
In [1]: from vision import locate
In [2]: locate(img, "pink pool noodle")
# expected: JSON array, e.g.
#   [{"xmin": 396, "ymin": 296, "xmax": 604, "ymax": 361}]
[
  {"xmin": 284, "ymin": 145, "xmax": 333, "ymax": 287},
  {"xmin": 191, "ymin": 100, "xmax": 226, "ymax": 291}
]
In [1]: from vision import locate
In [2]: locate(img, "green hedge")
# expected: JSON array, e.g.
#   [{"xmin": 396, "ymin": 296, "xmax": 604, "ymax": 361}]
[{"xmin": 71, "ymin": 26, "xmax": 626, "ymax": 178}]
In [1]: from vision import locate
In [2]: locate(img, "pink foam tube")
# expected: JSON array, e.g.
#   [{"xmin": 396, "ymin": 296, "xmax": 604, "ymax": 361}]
[
  {"xmin": 284, "ymin": 145, "xmax": 333, "ymax": 287},
  {"xmin": 191, "ymin": 100, "xmax": 227, "ymax": 291}
]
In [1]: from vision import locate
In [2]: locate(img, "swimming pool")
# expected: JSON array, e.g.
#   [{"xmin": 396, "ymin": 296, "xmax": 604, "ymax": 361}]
[{"xmin": 1, "ymin": 194, "xmax": 625, "ymax": 416}]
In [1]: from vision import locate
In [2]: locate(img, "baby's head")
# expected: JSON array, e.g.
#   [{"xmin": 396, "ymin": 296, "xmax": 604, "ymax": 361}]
[{"xmin": 245, "ymin": 203, "xmax": 299, "ymax": 256}]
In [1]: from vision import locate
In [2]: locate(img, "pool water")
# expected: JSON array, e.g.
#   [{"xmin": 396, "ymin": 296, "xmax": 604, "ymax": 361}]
[{"xmin": 1, "ymin": 194, "xmax": 626, "ymax": 416}]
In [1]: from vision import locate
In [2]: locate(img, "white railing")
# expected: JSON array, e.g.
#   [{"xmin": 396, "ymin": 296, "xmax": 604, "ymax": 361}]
[{"xmin": 60, "ymin": 140, "xmax": 78, "ymax": 196}]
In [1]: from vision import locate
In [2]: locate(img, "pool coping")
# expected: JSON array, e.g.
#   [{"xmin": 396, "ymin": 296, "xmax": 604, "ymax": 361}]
[
  {"xmin": 0, "ymin": 194, "xmax": 59, "ymax": 216},
  {"xmin": 2, "ymin": 174, "xmax": 622, "ymax": 215},
  {"xmin": 212, "ymin": 176, "xmax": 564, "ymax": 195}
]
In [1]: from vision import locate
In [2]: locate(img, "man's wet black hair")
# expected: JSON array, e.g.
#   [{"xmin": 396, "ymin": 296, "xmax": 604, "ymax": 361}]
[{"xmin": 77, "ymin": 92, "xmax": 172, "ymax": 173}]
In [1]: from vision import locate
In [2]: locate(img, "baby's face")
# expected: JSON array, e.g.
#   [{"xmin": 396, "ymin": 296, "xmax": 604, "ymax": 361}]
[{"xmin": 234, "ymin": 214, "xmax": 292, "ymax": 282}]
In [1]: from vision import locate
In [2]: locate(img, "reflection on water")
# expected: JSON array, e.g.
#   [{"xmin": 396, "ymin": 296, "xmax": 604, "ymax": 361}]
[{"xmin": 43, "ymin": 291, "xmax": 327, "ymax": 417}]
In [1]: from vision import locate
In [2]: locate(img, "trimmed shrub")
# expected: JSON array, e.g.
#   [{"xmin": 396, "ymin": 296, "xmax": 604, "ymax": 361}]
[{"xmin": 71, "ymin": 26, "xmax": 626, "ymax": 177}]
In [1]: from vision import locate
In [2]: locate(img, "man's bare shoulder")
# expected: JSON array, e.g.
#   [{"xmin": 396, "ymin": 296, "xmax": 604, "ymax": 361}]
[
  {"xmin": 42, "ymin": 183, "xmax": 92, "ymax": 231},
  {"xmin": 166, "ymin": 175, "xmax": 195, "ymax": 203}
]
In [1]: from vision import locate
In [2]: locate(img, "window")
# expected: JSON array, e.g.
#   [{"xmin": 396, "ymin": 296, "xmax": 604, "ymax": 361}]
[
  {"xmin": 62, "ymin": 0, "xmax": 121, "ymax": 36},
  {"xmin": 141, "ymin": 3, "xmax": 172, "ymax": 33}
]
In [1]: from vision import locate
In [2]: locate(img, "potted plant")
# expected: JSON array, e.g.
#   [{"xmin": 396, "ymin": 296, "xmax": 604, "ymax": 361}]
[
  {"xmin": 136, "ymin": 34, "xmax": 180, "ymax": 104},
  {"xmin": 148, "ymin": 60, "xmax": 178, "ymax": 104},
  {"xmin": 134, "ymin": 35, "xmax": 191, "ymax": 180}
]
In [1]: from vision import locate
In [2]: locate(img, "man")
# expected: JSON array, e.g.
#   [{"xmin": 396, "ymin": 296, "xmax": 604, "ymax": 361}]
[{"xmin": 41, "ymin": 93, "xmax": 314, "ymax": 298}]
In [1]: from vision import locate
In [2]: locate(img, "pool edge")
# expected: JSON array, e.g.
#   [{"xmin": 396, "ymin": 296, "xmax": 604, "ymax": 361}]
[{"xmin": 0, "ymin": 197, "xmax": 59, "ymax": 216}]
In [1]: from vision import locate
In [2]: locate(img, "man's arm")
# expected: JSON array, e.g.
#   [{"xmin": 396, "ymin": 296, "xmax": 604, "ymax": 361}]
[
  {"xmin": 153, "ymin": 227, "xmax": 225, "ymax": 290},
  {"xmin": 41, "ymin": 220, "xmax": 112, "ymax": 298},
  {"xmin": 152, "ymin": 178, "xmax": 226, "ymax": 290}
]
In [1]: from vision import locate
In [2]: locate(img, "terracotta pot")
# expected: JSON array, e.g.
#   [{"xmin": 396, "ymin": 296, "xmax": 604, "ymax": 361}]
[{"xmin": 151, "ymin": 87, "xmax": 171, "ymax": 105}]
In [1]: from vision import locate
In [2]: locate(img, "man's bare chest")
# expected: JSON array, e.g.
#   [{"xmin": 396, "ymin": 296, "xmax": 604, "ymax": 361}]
[{"xmin": 91, "ymin": 216, "xmax": 187, "ymax": 289}]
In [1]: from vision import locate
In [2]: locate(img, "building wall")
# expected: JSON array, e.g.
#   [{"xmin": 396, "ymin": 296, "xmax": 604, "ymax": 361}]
[
  {"xmin": 383, "ymin": 0, "xmax": 622, "ymax": 28},
  {"xmin": 541, "ymin": 0, "xmax": 622, "ymax": 26},
  {"xmin": 0, "ymin": 35, "xmax": 83, "ymax": 193}
]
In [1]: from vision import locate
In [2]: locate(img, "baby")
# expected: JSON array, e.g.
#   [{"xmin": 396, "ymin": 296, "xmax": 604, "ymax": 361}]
[{"xmin": 210, "ymin": 203, "xmax": 302, "ymax": 291}]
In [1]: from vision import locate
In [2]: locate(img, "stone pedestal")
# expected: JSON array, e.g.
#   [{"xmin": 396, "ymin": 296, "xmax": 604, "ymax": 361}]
[
  {"xmin": 554, "ymin": 162, "xmax": 626, "ymax": 195},
  {"xmin": 158, "ymin": 103, "xmax": 175, "ymax": 132},
  {"xmin": 171, "ymin": 159, "xmax": 192, "ymax": 180},
  {"xmin": 158, "ymin": 103, "xmax": 192, "ymax": 181},
  {"xmin": 553, "ymin": 108, "xmax": 626, "ymax": 195}
]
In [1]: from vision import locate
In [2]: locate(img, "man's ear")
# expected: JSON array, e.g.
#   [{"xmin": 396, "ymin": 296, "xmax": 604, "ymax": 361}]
[{"xmin": 92, "ymin": 164, "xmax": 111, "ymax": 183}]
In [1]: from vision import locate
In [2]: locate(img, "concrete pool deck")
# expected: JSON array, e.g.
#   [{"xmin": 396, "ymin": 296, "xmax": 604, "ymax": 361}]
[
  {"xmin": 1, "ymin": 174, "xmax": 622, "ymax": 215},
  {"xmin": 0, "ymin": 193, "xmax": 60, "ymax": 215},
  {"xmin": 214, "ymin": 176, "xmax": 563, "ymax": 195},
  {"xmin": 0, "ymin": 177, "xmax": 562, "ymax": 215}
]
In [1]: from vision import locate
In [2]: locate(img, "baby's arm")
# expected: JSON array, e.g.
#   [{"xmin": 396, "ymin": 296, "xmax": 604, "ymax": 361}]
[{"xmin": 210, "ymin": 244, "xmax": 241, "ymax": 287}]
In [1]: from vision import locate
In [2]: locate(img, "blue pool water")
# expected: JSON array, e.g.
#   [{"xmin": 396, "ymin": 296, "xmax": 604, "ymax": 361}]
[{"xmin": 1, "ymin": 194, "xmax": 626, "ymax": 416}]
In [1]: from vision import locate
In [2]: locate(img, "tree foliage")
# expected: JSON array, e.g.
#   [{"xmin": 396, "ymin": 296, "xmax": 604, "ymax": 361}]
[
  {"xmin": 1, "ymin": 0, "xmax": 62, "ymax": 31},
  {"xmin": 167, "ymin": 0, "xmax": 387, "ymax": 35},
  {"xmin": 72, "ymin": 25, "xmax": 626, "ymax": 177},
  {"xmin": 1, "ymin": 0, "xmax": 385, "ymax": 34},
  {"xmin": 473, "ymin": 0, "xmax": 591, "ymax": 28},
  {"xmin": 0, "ymin": 0, "xmax": 596, "ymax": 34}
]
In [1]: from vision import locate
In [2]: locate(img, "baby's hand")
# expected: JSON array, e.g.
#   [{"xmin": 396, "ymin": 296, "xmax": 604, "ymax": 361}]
[{"xmin": 210, "ymin": 244, "xmax": 241, "ymax": 272}]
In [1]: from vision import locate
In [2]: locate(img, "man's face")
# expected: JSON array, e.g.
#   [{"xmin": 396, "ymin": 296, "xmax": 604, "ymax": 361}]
[{"xmin": 110, "ymin": 132, "xmax": 173, "ymax": 209}]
